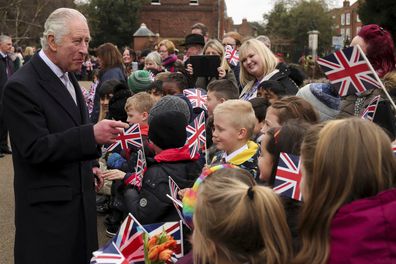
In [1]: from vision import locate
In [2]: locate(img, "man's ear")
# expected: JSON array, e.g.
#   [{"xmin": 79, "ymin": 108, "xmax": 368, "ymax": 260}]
[
  {"xmin": 47, "ymin": 35, "xmax": 58, "ymax": 52},
  {"xmin": 219, "ymin": 97, "xmax": 226, "ymax": 103}
]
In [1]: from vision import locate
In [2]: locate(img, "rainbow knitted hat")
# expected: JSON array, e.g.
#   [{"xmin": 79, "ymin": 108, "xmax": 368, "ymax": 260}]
[{"xmin": 182, "ymin": 164, "xmax": 238, "ymax": 228}]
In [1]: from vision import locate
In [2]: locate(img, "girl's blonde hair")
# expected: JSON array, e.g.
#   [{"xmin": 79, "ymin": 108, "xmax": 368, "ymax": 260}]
[
  {"xmin": 295, "ymin": 118, "xmax": 396, "ymax": 264},
  {"xmin": 239, "ymin": 38, "xmax": 278, "ymax": 86},
  {"xmin": 193, "ymin": 168, "xmax": 292, "ymax": 264},
  {"xmin": 203, "ymin": 39, "xmax": 231, "ymax": 72}
]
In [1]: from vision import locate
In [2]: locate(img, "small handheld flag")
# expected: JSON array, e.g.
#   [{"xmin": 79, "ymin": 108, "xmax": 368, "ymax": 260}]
[
  {"xmin": 124, "ymin": 149, "xmax": 147, "ymax": 190},
  {"xmin": 91, "ymin": 241, "xmax": 127, "ymax": 264},
  {"xmin": 361, "ymin": 95, "xmax": 381, "ymax": 121},
  {"xmin": 186, "ymin": 111, "xmax": 206, "ymax": 158},
  {"xmin": 183, "ymin": 88, "xmax": 207, "ymax": 110},
  {"xmin": 168, "ymin": 176, "xmax": 191, "ymax": 229},
  {"xmin": 224, "ymin": 45, "xmax": 239, "ymax": 66},
  {"xmin": 317, "ymin": 45, "xmax": 382, "ymax": 96},
  {"xmin": 273, "ymin": 152, "xmax": 303, "ymax": 201},
  {"xmin": 106, "ymin": 124, "xmax": 143, "ymax": 154}
]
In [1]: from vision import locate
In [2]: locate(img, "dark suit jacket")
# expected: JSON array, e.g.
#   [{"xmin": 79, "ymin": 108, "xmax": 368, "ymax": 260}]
[{"xmin": 3, "ymin": 53, "xmax": 101, "ymax": 264}]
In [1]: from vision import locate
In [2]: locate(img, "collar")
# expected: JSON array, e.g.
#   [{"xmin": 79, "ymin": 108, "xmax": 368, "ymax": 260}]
[
  {"xmin": 39, "ymin": 50, "xmax": 65, "ymax": 78},
  {"xmin": 0, "ymin": 51, "xmax": 6, "ymax": 58},
  {"xmin": 223, "ymin": 144, "xmax": 248, "ymax": 162},
  {"xmin": 154, "ymin": 145, "xmax": 199, "ymax": 163}
]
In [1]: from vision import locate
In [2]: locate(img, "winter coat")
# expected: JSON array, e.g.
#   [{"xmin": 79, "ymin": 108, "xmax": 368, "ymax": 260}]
[
  {"xmin": 211, "ymin": 140, "xmax": 260, "ymax": 181},
  {"xmin": 329, "ymin": 188, "xmax": 396, "ymax": 264},
  {"xmin": 123, "ymin": 146, "xmax": 203, "ymax": 225}
]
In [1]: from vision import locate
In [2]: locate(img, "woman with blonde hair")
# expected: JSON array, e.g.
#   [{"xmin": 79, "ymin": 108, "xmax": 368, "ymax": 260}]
[
  {"xmin": 239, "ymin": 39, "xmax": 300, "ymax": 101},
  {"xmin": 295, "ymin": 118, "xmax": 396, "ymax": 264},
  {"xmin": 189, "ymin": 39, "xmax": 238, "ymax": 90},
  {"xmin": 158, "ymin": 39, "xmax": 178, "ymax": 72},
  {"xmin": 191, "ymin": 166, "xmax": 292, "ymax": 264}
]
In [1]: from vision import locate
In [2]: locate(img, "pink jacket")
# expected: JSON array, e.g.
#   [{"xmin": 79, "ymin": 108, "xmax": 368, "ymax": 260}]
[{"xmin": 329, "ymin": 188, "xmax": 396, "ymax": 264}]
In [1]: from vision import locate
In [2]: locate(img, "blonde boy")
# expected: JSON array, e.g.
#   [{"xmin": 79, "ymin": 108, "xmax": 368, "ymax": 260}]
[
  {"xmin": 205, "ymin": 79, "xmax": 239, "ymax": 116},
  {"xmin": 125, "ymin": 92, "xmax": 155, "ymax": 133},
  {"xmin": 211, "ymin": 99, "xmax": 260, "ymax": 180}
]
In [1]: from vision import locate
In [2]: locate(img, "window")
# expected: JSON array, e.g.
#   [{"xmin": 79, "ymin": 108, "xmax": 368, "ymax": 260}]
[
  {"xmin": 345, "ymin": 28, "xmax": 351, "ymax": 39},
  {"xmin": 341, "ymin": 14, "xmax": 345, "ymax": 26},
  {"xmin": 190, "ymin": 0, "xmax": 199, "ymax": 5},
  {"xmin": 151, "ymin": 0, "xmax": 160, "ymax": 5},
  {"xmin": 356, "ymin": 14, "xmax": 361, "ymax": 22},
  {"xmin": 341, "ymin": 28, "xmax": 345, "ymax": 38},
  {"xmin": 346, "ymin": 13, "xmax": 350, "ymax": 25}
]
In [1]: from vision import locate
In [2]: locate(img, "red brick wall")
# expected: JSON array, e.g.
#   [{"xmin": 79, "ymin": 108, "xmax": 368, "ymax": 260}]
[{"xmin": 139, "ymin": 0, "xmax": 226, "ymax": 40}]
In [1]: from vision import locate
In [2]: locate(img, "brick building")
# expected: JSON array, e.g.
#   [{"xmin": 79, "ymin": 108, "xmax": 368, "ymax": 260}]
[
  {"xmin": 138, "ymin": 0, "xmax": 230, "ymax": 44},
  {"xmin": 329, "ymin": 0, "xmax": 362, "ymax": 44},
  {"xmin": 232, "ymin": 19, "xmax": 258, "ymax": 38}
]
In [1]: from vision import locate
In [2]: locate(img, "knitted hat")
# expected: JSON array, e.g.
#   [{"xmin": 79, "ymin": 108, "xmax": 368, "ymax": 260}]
[
  {"xmin": 128, "ymin": 70, "xmax": 153, "ymax": 93},
  {"xmin": 296, "ymin": 83, "xmax": 340, "ymax": 121},
  {"xmin": 108, "ymin": 82, "xmax": 132, "ymax": 122},
  {"xmin": 148, "ymin": 111, "xmax": 187, "ymax": 150},
  {"xmin": 148, "ymin": 95, "xmax": 190, "ymax": 124}
]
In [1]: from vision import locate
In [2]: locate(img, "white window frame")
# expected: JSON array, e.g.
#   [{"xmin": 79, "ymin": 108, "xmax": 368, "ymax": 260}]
[
  {"xmin": 151, "ymin": 0, "xmax": 160, "ymax": 5},
  {"xmin": 189, "ymin": 0, "xmax": 199, "ymax": 5}
]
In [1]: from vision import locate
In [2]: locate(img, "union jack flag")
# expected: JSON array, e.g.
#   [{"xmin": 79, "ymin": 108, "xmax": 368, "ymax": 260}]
[
  {"xmin": 113, "ymin": 213, "xmax": 145, "ymax": 263},
  {"xmin": 168, "ymin": 176, "xmax": 191, "ymax": 229},
  {"xmin": 273, "ymin": 152, "xmax": 303, "ymax": 201},
  {"xmin": 361, "ymin": 95, "xmax": 381, "ymax": 121},
  {"xmin": 224, "ymin": 45, "xmax": 239, "ymax": 66},
  {"xmin": 124, "ymin": 149, "xmax": 147, "ymax": 190},
  {"xmin": 183, "ymin": 88, "xmax": 207, "ymax": 110},
  {"xmin": 141, "ymin": 221, "xmax": 184, "ymax": 259},
  {"xmin": 186, "ymin": 111, "xmax": 206, "ymax": 158},
  {"xmin": 91, "ymin": 241, "xmax": 128, "ymax": 264},
  {"xmin": 392, "ymin": 143, "xmax": 396, "ymax": 156},
  {"xmin": 317, "ymin": 45, "xmax": 382, "ymax": 96},
  {"xmin": 106, "ymin": 124, "xmax": 143, "ymax": 154}
]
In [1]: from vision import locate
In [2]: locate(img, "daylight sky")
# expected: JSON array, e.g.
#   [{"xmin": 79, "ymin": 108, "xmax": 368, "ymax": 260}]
[{"xmin": 225, "ymin": 0, "xmax": 358, "ymax": 24}]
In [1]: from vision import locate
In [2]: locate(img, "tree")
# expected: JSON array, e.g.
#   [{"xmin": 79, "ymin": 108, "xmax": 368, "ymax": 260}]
[
  {"xmin": 264, "ymin": 0, "xmax": 334, "ymax": 62},
  {"xmin": 0, "ymin": 0, "xmax": 75, "ymax": 47},
  {"xmin": 78, "ymin": 0, "xmax": 148, "ymax": 49},
  {"xmin": 358, "ymin": 0, "xmax": 396, "ymax": 44}
]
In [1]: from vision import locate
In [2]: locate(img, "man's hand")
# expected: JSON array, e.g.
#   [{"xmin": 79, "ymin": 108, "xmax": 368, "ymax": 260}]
[
  {"xmin": 93, "ymin": 119, "xmax": 129, "ymax": 145},
  {"xmin": 93, "ymin": 167, "xmax": 104, "ymax": 192}
]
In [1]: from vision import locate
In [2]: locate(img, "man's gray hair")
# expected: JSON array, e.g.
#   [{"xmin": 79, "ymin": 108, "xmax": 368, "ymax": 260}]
[
  {"xmin": 0, "ymin": 35, "xmax": 11, "ymax": 44},
  {"xmin": 40, "ymin": 8, "xmax": 87, "ymax": 50},
  {"xmin": 256, "ymin": 35, "xmax": 271, "ymax": 50}
]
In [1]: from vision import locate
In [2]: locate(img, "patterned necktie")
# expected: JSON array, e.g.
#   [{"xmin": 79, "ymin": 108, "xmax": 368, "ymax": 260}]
[{"xmin": 61, "ymin": 73, "xmax": 77, "ymax": 105}]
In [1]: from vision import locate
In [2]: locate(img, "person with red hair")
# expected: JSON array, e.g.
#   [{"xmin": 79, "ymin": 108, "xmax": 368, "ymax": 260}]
[
  {"xmin": 351, "ymin": 24, "xmax": 395, "ymax": 77},
  {"xmin": 339, "ymin": 24, "xmax": 396, "ymax": 139}
]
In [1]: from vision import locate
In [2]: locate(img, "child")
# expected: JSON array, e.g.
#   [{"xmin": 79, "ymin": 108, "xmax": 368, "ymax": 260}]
[
  {"xmin": 124, "ymin": 92, "xmax": 156, "ymax": 157},
  {"xmin": 262, "ymin": 96, "xmax": 319, "ymax": 133},
  {"xmin": 249, "ymin": 97, "xmax": 269, "ymax": 141},
  {"xmin": 211, "ymin": 100, "xmax": 260, "ymax": 181},
  {"xmin": 205, "ymin": 79, "xmax": 239, "ymax": 117},
  {"xmin": 295, "ymin": 118, "xmax": 396, "ymax": 264},
  {"xmin": 162, "ymin": 72, "xmax": 188, "ymax": 96},
  {"xmin": 119, "ymin": 111, "xmax": 203, "ymax": 224},
  {"xmin": 192, "ymin": 166, "xmax": 292, "ymax": 264},
  {"xmin": 98, "ymin": 79, "xmax": 126, "ymax": 122},
  {"xmin": 127, "ymin": 70, "xmax": 153, "ymax": 94},
  {"xmin": 146, "ymin": 80, "xmax": 164, "ymax": 102}
]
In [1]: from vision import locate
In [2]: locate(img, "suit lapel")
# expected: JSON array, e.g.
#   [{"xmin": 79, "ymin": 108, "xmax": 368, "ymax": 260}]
[
  {"xmin": 31, "ymin": 53, "xmax": 82, "ymax": 125},
  {"xmin": 69, "ymin": 73, "xmax": 90, "ymax": 124}
]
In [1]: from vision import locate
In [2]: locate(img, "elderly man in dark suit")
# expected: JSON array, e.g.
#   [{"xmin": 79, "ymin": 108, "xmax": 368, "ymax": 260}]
[
  {"xmin": 0, "ymin": 34, "xmax": 14, "ymax": 157},
  {"xmin": 2, "ymin": 8, "xmax": 128, "ymax": 264}
]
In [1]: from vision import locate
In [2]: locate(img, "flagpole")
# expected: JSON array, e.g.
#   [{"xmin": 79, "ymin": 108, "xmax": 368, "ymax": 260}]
[{"xmin": 357, "ymin": 45, "xmax": 396, "ymax": 110}]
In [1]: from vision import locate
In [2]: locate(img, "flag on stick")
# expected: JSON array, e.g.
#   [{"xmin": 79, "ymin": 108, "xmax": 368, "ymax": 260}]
[
  {"xmin": 183, "ymin": 88, "xmax": 207, "ymax": 110},
  {"xmin": 317, "ymin": 45, "xmax": 382, "ymax": 96},
  {"xmin": 273, "ymin": 152, "xmax": 303, "ymax": 201},
  {"xmin": 186, "ymin": 111, "xmax": 206, "ymax": 158},
  {"xmin": 361, "ymin": 95, "xmax": 381, "ymax": 121}
]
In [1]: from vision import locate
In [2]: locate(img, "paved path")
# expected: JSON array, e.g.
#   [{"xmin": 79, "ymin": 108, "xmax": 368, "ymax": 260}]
[{"xmin": 0, "ymin": 155, "xmax": 110, "ymax": 264}]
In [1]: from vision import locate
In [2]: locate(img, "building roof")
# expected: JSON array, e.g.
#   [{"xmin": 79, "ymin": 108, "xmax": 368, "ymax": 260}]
[{"xmin": 133, "ymin": 23, "xmax": 155, "ymax": 37}]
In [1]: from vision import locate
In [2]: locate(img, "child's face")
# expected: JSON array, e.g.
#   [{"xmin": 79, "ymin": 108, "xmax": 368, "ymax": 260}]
[
  {"xmin": 213, "ymin": 113, "xmax": 244, "ymax": 154},
  {"xmin": 145, "ymin": 60, "xmax": 159, "ymax": 71},
  {"xmin": 100, "ymin": 94, "xmax": 113, "ymax": 111},
  {"xmin": 126, "ymin": 107, "xmax": 146, "ymax": 125},
  {"xmin": 257, "ymin": 88, "xmax": 278, "ymax": 104},
  {"xmin": 162, "ymin": 81, "xmax": 181, "ymax": 95},
  {"xmin": 261, "ymin": 106, "xmax": 281, "ymax": 134},
  {"xmin": 258, "ymin": 133, "xmax": 274, "ymax": 182},
  {"xmin": 206, "ymin": 91, "xmax": 222, "ymax": 116}
]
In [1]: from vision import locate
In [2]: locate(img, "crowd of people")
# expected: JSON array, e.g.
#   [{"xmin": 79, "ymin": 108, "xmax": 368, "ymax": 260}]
[{"xmin": 1, "ymin": 7, "xmax": 396, "ymax": 264}]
